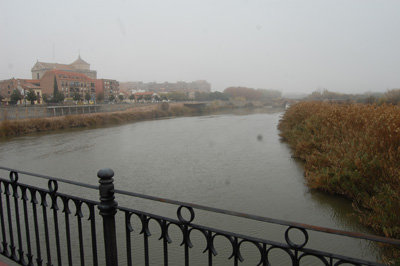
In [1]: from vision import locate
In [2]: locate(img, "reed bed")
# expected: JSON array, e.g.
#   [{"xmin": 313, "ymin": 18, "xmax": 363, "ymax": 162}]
[{"xmin": 279, "ymin": 102, "xmax": 400, "ymax": 261}]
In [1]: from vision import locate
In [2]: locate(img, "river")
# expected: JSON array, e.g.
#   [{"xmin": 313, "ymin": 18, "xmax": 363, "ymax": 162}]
[{"xmin": 0, "ymin": 111, "xmax": 380, "ymax": 265}]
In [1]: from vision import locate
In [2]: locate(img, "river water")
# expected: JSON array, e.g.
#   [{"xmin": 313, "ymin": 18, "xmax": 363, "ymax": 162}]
[{"xmin": 0, "ymin": 111, "xmax": 380, "ymax": 265}]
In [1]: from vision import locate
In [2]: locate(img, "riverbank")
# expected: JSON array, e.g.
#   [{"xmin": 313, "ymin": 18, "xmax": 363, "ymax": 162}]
[
  {"xmin": 0, "ymin": 101, "xmax": 282, "ymax": 138},
  {"xmin": 278, "ymin": 101, "xmax": 400, "ymax": 262},
  {"xmin": 0, "ymin": 103, "xmax": 200, "ymax": 138}
]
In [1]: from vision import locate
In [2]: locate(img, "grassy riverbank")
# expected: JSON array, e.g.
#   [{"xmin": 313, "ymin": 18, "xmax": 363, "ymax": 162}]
[
  {"xmin": 0, "ymin": 101, "xmax": 274, "ymax": 138},
  {"xmin": 0, "ymin": 103, "xmax": 207, "ymax": 137},
  {"xmin": 278, "ymin": 102, "xmax": 400, "ymax": 261}
]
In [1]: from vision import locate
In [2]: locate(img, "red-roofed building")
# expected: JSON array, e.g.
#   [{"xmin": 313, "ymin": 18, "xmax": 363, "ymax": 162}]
[
  {"xmin": 40, "ymin": 70, "xmax": 96, "ymax": 101},
  {"xmin": 1, "ymin": 57, "xmax": 120, "ymax": 104}
]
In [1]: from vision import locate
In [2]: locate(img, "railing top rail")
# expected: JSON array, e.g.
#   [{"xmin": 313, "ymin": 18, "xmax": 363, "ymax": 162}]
[
  {"xmin": 1, "ymin": 166, "xmax": 399, "ymax": 246},
  {"xmin": 114, "ymin": 188, "xmax": 400, "ymax": 246},
  {"xmin": 117, "ymin": 205, "xmax": 385, "ymax": 266},
  {"xmin": 0, "ymin": 166, "xmax": 98, "ymax": 190}
]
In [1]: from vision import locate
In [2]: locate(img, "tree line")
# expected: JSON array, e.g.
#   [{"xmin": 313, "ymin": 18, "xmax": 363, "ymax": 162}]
[
  {"xmin": 305, "ymin": 88, "xmax": 400, "ymax": 105},
  {"xmin": 3, "ymin": 85, "xmax": 284, "ymax": 105}
]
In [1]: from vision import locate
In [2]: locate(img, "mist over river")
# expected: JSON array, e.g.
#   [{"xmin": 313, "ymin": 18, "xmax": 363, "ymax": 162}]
[{"xmin": 0, "ymin": 111, "xmax": 380, "ymax": 265}]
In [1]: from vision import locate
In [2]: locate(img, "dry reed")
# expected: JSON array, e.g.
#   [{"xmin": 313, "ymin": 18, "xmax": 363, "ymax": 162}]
[{"xmin": 279, "ymin": 102, "xmax": 400, "ymax": 261}]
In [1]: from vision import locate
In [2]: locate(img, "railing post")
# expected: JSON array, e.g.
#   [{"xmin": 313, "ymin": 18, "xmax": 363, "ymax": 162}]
[{"xmin": 98, "ymin": 168, "xmax": 118, "ymax": 266}]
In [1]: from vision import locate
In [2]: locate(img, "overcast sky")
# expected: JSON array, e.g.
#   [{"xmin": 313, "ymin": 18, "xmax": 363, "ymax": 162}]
[{"xmin": 1, "ymin": 0, "xmax": 399, "ymax": 94}]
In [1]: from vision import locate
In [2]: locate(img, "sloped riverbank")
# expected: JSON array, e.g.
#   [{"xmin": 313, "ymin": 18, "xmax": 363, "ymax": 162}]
[
  {"xmin": 0, "ymin": 102, "xmax": 238, "ymax": 138},
  {"xmin": 278, "ymin": 101, "xmax": 400, "ymax": 262}
]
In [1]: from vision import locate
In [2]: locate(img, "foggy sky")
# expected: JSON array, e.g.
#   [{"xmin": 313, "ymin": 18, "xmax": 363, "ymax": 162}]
[{"xmin": 1, "ymin": 0, "xmax": 399, "ymax": 94}]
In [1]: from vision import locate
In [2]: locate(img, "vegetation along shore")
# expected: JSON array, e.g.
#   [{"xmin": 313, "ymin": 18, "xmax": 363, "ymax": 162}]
[
  {"xmin": 0, "ymin": 102, "xmax": 205, "ymax": 138},
  {"xmin": 278, "ymin": 101, "xmax": 400, "ymax": 261},
  {"xmin": 0, "ymin": 101, "xmax": 282, "ymax": 138}
]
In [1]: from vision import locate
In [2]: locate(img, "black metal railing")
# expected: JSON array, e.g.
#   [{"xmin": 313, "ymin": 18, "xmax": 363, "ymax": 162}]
[{"xmin": 0, "ymin": 166, "xmax": 398, "ymax": 266}]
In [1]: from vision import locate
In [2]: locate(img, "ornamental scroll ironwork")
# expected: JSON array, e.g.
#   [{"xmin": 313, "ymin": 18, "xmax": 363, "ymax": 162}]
[{"xmin": 0, "ymin": 166, "xmax": 398, "ymax": 266}]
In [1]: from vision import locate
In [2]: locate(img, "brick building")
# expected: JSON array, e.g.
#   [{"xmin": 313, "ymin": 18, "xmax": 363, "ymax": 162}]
[
  {"xmin": 1, "ymin": 56, "xmax": 119, "ymax": 104},
  {"xmin": 0, "ymin": 78, "xmax": 41, "ymax": 104},
  {"xmin": 95, "ymin": 79, "xmax": 119, "ymax": 101},
  {"xmin": 40, "ymin": 70, "xmax": 96, "ymax": 101},
  {"xmin": 31, "ymin": 56, "xmax": 97, "ymax": 79},
  {"xmin": 0, "ymin": 79, "xmax": 18, "ymax": 102}
]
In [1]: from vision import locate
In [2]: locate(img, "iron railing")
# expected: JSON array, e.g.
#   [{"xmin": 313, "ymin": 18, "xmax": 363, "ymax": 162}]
[{"xmin": 0, "ymin": 166, "xmax": 398, "ymax": 266}]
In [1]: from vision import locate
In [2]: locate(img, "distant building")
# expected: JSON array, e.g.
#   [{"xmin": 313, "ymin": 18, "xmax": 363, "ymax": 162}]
[
  {"xmin": 31, "ymin": 55, "xmax": 97, "ymax": 79},
  {"xmin": 95, "ymin": 79, "xmax": 120, "ymax": 101},
  {"xmin": 119, "ymin": 80, "xmax": 211, "ymax": 94},
  {"xmin": 1, "ymin": 56, "xmax": 120, "ymax": 104},
  {"xmin": 40, "ymin": 70, "xmax": 95, "ymax": 100},
  {"xmin": 130, "ymin": 89, "xmax": 146, "ymax": 94},
  {"xmin": 0, "ymin": 78, "xmax": 42, "ymax": 104},
  {"xmin": 133, "ymin": 91, "xmax": 157, "ymax": 102},
  {"xmin": 22, "ymin": 80, "xmax": 42, "ymax": 104},
  {"xmin": 0, "ymin": 79, "xmax": 19, "ymax": 103}
]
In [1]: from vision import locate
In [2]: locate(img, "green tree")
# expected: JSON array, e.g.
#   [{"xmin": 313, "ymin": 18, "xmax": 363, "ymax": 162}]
[
  {"xmin": 129, "ymin": 94, "xmax": 135, "ymax": 102},
  {"xmin": 109, "ymin": 95, "xmax": 115, "ymax": 102},
  {"xmin": 53, "ymin": 76, "xmax": 59, "ymax": 94},
  {"xmin": 73, "ymin": 92, "xmax": 82, "ymax": 102},
  {"xmin": 144, "ymin": 94, "xmax": 152, "ymax": 101},
  {"xmin": 118, "ymin": 94, "xmax": 124, "ymax": 101},
  {"xmin": 53, "ymin": 91, "xmax": 65, "ymax": 103},
  {"xmin": 26, "ymin": 89, "xmax": 37, "ymax": 105},
  {"xmin": 42, "ymin": 93, "xmax": 49, "ymax": 103},
  {"xmin": 85, "ymin": 92, "xmax": 91, "ymax": 103},
  {"xmin": 10, "ymin": 90, "xmax": 22, "ymax": 105},
  {"xmin": 194, "ymin": 91, "xmax": 229, "ymax": 101}
]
